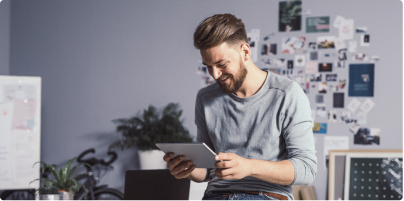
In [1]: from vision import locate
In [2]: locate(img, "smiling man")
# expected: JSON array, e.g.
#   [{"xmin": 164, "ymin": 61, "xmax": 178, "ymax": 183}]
[{"xmin": 163, "ymin": 14, "xmax": 317, "ymax": 200}]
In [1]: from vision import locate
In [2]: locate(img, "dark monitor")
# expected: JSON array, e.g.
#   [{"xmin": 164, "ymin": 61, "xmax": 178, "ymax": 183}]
[{"xmin": 124, "ymin": 169, "xmax": 190, "ymax": 200}]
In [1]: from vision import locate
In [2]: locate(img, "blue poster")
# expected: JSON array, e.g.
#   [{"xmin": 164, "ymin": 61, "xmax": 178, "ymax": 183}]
[
  {"xmin": 313, "ymin": 123, "xmax": 327, "ymax": 134},
  {"xmin": 348, "ymin": 64, "xmax": 374, "ymax": 97}
]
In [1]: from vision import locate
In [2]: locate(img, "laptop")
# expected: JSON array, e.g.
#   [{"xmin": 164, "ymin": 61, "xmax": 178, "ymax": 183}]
[{"xmin": 124, "ymin": 169, "xmax": 190, "ymax": 200}]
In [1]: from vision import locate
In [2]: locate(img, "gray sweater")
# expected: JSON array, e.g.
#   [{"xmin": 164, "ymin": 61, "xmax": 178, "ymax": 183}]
[{"xmin": 194, "ymin": 71, "xmax": 317, "ymax": 200}]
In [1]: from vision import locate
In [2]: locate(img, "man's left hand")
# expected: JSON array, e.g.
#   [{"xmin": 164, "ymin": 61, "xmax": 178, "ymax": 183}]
[{"xmin": 214, "ymin": 152, "xmax": 252, "ymax": 180}]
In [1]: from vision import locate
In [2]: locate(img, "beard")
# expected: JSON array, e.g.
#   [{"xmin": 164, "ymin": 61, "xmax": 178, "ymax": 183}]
[{"xmin": 216, "ymin": 57, "xmax": 248, "ymax": 94}]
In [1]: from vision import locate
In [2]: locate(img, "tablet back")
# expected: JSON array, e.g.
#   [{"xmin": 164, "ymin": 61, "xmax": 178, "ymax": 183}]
[
  {"xmin": 156, "ymin": 143, "xmax": 216, "ymax": 168},
  {"xmin": 124, "ymin": 169, "xmax": 190, "ymax": 200}
]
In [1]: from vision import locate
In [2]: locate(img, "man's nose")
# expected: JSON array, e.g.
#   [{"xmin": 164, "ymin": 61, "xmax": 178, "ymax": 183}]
[{"xmin": 211, "ymin": 67, "xmax": 222, "ymax": 80}]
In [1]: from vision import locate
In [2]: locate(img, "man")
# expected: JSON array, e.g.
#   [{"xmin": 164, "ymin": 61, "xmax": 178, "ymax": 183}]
[{"xmin": 163, "ymin": 13, "xmax": 317, "ymax": 200}]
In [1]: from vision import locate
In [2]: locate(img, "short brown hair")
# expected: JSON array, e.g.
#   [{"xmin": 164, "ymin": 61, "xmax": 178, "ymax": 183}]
[{"xmin": 193, "ymin": 14, "xmax": 247, "ymax": 50}]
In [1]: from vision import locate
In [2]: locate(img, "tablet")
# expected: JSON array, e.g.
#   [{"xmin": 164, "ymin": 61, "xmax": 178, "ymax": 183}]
[{"xmin": 156, "ymin": 143, "xmax": 217, "ymax": 168}]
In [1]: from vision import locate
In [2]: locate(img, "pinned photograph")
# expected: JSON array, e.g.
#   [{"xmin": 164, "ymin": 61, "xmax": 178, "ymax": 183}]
[
  {"xmin": 333, "ymin": 92, "xmax": 344, "ymax": 108},
  {"xmin": 317, "ymin": 36, "xmax": 335, "ymax": 49},
  {"xmin": 326, "ymin": 74, "xmax": 337, "ymax": 81},
  {"xmin": 315, "ymin": 95, "xmax": 324, "ymax": 103},
  {"xmin": 313, "ymin": 122, "xmax": 327, "ymax": 134},
  {"xmin": 328, "ymin": 110, "xmax": 337, "ymax": 123},
  {"xmin": 263, "ymin": 32, "xmax": 276, "ymax": 41},
  {"xmin": 279, "ymin": 1, "xmax": 302, "ymax": 32},
  {"xmin": 338, "ymin": 19, "xmax": 354, "ymax": 40},
  {"xmin": 261, "ymin": 44, "xmax": 269, "ymax": 55},
  {"xmin": 309, "ymin": 51, "xmax": 318, "ymax": 60},
  {"xmin": 294, "ymin": 55, "xmax": 305, "ymax": 67},
  {"xmin": 324, "ymin": 53, "xmax": 335, "ymax": 57},
  {"xmin": 306, "ymin": 16, "xmax": 330, "ymax": 33},
  {"xmin": 339, "ymin": 79, "xmax": 346, "ymax": 89},
  {"xmin": 275, "ymin": 58, "xmax": 287, "ymax": 67},
  {"xmin": 329, "ymin": 84, "xmax": 338, "ymax": 92},
  {"xmin": 360, "ymin": 34, "xmax": 370, "ymax": 46},
  {"xmin": 370, "ymin": 55, "xmax": 380, "ymax": 63},
  {"xmin": 318, "ymin": 82, "xmax": 327, "ymax": 93},
  {"xmin": 309, "ymin": 73, "xmax": 322, "ymax": 82},
  {"xmin": 305, "ymin": 61, "xmax": 318, "ymax": 74},
  {"xmin": 338, "ymin": 48, "xmax": 347, "ymax": 61},
  {"xmin": 351, "ymin": 53, "xmax": 368, "ymax": 61},
  {"xmin": 340, "ymin": 111, "xmax": 352, "ymax": 124},
  {"xmin": 308, "ymin": 42, "xmax": 316, "ymax": 50},
  {"xmin": 355, "ymin": 27, "xmax": 367, "ymax": 33},
  {"xmin": 348, "ymin": 41, "xmax": 357, "ymax": 52},
  {"xmin": 269, "ymin": 44, "xmax": 277, "ymax": 55},
  {"xmin": 313, "ymin": 73, "xmax": 322, "ymax": 81},
  {"xmin": 293, "ymin": 69, "xmax": 306, "ymax": 91},
  {"xmin": 319, "ymin": 63, "xmax": 332, "ymax": 72},
  {"xmin": 261, "ymin": 43, "xmax": 277, "ymax": 55},
  {"xmin": 305, "ymin": 75, "xmax": 311, "ymax": 93},
  {"xmin": 316, "ymin": 104, "xmax": 327, "ymax": 118},
  {"xmin": 282, "ymin": 36, "xmax": 306, "ymax": 53},
  {"xmin": 247, "ymin": 29, "xmax": 260, "ymax": 62},
  {"xmin": 287, "ymin": 60, "xmax": 294, "ymax": 69},
  {"xmin": 337, "ymin": 60, "xmax": 345, "ymax": 68},
  {"xmin": 262, "ymin": 58, "xmax": 273, "ymax": 67},
  {"xmin": 354, "ymin": 127, "xmax": 380, "ymax": 145}
]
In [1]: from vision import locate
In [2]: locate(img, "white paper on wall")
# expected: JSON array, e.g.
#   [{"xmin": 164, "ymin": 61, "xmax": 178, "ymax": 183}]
[
  {"xmin": 338, "ymin": 19, "xmax": 354, "ymax": 40},
  {"xmin": 347, "ymin": 98, "xmax": 361, "ymax": 113},
  {"xmin": 333, "ymin": 15, "xmax": 345, "ymax": 28},
  {"xmin": 360, "ymin": 98, "xmax": 375, "ymax": 113}
]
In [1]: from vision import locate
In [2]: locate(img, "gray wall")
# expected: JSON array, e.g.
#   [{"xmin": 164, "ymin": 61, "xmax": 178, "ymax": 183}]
[
  {"xmin": 7, "ymin": 0, "xmax": 402, "ymax": 199},
  {"xmin": 0, "ymin": 0, "xmax": 10, "ymax": 75}
]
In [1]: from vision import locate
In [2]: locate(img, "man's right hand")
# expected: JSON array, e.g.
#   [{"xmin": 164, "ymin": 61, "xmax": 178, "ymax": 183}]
[{"xmin": 163, "ymin": 152, "xmax": 196, "ymax": 179}]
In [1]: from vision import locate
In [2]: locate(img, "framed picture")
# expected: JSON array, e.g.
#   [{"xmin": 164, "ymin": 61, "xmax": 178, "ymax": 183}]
[
  {"xmin": 344, "ymin": 152, "xmax": 402, "ymax": 200},
  {"xmin": 328, "ymin": 150, "xmax": 402, "ymax": 200}
]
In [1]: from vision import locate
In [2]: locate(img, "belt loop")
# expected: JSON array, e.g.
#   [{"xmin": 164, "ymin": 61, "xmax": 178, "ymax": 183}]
[{"xmin": 259, "ymin": 191, "xmax": 263, "ymax": 196}]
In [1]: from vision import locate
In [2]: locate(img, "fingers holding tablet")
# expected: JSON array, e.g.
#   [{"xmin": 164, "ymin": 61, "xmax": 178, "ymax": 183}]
[{"xmin": 164, "ymin": 152, "xmax": 196, "ymax": 179}]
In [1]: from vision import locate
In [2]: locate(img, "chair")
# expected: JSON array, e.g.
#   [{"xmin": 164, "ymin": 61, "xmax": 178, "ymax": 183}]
[{"xmin": 124, "ymin": 169, "xmax": 190, "ymax": 200}]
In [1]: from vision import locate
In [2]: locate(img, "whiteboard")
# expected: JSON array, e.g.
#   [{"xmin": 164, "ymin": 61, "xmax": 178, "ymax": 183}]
[{"xmin": 0, "ymin": 75, "xmax": 41, "ymax": 190}]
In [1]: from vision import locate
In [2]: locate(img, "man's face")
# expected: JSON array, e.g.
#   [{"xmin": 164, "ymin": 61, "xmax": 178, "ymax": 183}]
[{"xmin": 200, "ymin": 42, "xmax": 248, "ymax": 94}]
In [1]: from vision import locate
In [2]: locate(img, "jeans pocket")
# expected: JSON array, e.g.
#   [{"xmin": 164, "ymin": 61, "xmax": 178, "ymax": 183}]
[{"xmin": 263, "ymin": 194, "xmax": 280, "ymax": 200}]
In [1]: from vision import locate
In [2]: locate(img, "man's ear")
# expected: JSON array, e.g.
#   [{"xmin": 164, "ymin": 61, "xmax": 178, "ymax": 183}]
[{"xmin": 240, "ymin": 43, "xmax": 250, "ymax": 61}]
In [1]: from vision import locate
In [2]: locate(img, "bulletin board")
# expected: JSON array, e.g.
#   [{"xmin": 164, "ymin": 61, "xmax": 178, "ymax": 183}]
[{"xmin": 0, "ymin": 75, "xmax": 41, "ymax": 190}]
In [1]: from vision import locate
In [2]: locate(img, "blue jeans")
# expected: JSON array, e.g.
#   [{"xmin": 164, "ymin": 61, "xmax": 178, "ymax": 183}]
[{"xmin": 202, "ymin": 191, "xmax": 281, "ymax": 200}]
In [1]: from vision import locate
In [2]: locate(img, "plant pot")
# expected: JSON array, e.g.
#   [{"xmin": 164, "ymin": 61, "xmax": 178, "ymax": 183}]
[
  {"xmin": 138, "ymin": 149, "xmax": 167, "ymax": 170},
  {"xmin": 59, "ymin": 190, "xmax": 74, "ymax": 200},
  {"xmin": 39, "ymin": 194, "xmax": 60, "ymax": 200}
]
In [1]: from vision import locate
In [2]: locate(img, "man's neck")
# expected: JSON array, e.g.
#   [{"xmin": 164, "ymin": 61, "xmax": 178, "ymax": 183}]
[{"xmin": 234, "ymin": 62, "xmax": 268, "ymax": 98}]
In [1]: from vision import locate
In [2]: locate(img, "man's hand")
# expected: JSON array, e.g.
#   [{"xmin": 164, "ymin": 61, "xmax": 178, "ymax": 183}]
[
  {"xmin": 214, "ymin": 152, "xmax": 252, "ymax": 180},
  {"xmin": 163, "ymin": 152, "xmax": 196, "ymax": 179}
]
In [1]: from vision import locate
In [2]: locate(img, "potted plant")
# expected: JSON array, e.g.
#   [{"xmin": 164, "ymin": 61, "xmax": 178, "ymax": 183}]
[
  {"xmin": 109, "ymin": 103, "xmax": 193, "ymax": 169},
  {"xmin": 36, "ymin": 181, "xmax": 60, "ymax": 200},
  {"xmin": 30, "ymin": 157, "xmax": 93, "ymax": 200}
]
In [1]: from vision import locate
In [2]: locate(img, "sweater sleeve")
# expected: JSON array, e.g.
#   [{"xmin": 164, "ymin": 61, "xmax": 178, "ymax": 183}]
[
  {"xmin": 281, "ymin": 82, "xmax": 317, "ymax": 185},
  {"xmin": 195, "ymin": 93, "xmax": 214, "ymax": 183},
  {"xmin": 194, "ymin": 93, "xmax": 215, "ymax": 151}
]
